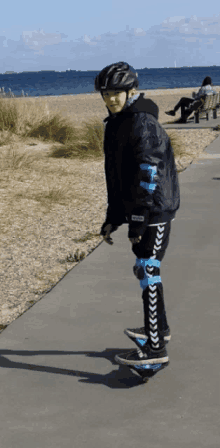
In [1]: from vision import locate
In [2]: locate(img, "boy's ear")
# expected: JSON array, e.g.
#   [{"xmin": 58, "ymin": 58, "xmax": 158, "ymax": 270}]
[{"xmin": 129, "ymin": 88, "xmax": 137, "ymax": 98}]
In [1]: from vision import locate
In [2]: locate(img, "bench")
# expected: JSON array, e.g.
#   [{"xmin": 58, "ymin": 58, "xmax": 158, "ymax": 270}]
[{"xmin": 189, "ymin": 92, "xmax": 220, "ymax": 124}]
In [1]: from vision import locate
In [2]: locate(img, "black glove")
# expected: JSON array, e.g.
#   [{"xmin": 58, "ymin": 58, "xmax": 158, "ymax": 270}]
[
  {"xmin": 101, "ymin": 224, "xmax": 114, "ymax": 245},
  {"xmin": 129, "ymin": 236, "xmax": 142, "ymax": 244}
]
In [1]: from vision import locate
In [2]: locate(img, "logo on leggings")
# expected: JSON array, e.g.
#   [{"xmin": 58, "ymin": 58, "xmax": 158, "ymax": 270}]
[{"xmin": 131, "ymin": 215, "xmax": 144, "ymax": 222}]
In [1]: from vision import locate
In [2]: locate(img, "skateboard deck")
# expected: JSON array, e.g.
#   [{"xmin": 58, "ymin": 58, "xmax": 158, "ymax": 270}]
[
  {"xmin": 115, "ymin": 330, "xmax": 170, "ymax": 383},
  {"xmin": 126, "ymin": 359, "xmax": 170, "ymax": 382},
  {"xmin": 115, "ymin": 349, "xmax": 169, "ymax": 383}
]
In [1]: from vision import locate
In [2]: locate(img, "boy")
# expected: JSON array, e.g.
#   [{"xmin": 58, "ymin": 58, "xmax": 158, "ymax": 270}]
[{"xmin": 94, "ymin": 62, "xmax": 180, "ymax": 367}]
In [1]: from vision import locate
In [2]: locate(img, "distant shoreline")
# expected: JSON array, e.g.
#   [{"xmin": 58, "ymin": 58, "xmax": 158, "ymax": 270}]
[
  {"xmin": 30, "ymin": 85, "xmax": 220, "ymax": 98},
  {"xmin": 4, "ymin": 85, "xmax": 220, "ymax": 100}
]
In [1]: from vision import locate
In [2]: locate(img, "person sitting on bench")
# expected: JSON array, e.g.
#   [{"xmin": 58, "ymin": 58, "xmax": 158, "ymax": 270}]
[{"xmin": 165, "ymin": 76, "xmax": 217, "ymax": 123}]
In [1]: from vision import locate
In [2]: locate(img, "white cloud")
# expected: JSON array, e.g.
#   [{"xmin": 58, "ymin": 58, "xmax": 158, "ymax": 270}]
[
  {"xmin": 165, "ymin": 16, "xmax": 185, "ymax": 23},
  {"xmin": 134, "ymin": 28, "xmax": 146, "ymax": 36},
  {"xmin": 83, "ymin": 34, "xmax": 97, "ymax": 46},
  {"xmin": 22, "ymin": 29, "xmax": 63, "ymax": 55},
  {"xmin": 1, "ymin": 14, "xmax": 220, "ymax": 72},
  {"xmin": 161, "ymin": 14, "xmax": 220, "ymax": 36},
  {"xmin": 185, "ymin": 37, "xmax": 201, "ymax": 43}
]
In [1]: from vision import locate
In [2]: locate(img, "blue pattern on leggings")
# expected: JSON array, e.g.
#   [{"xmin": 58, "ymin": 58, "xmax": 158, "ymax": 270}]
[{"xmin": 135, "ymin": 257, "xmax": 161, "ymax": 290}]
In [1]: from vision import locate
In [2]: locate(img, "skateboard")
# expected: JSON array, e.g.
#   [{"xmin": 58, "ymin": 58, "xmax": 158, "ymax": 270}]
[
  {"xmin": 125, "ymin": 357, "xmax": 169, "ymax": 383},
  {"xmin": 115, "ymin": 349, "xmax": 169, "ymax": 383},
  {"xmin": 115, "ymin": 331, "xmax": 170, "ymax": 383}
]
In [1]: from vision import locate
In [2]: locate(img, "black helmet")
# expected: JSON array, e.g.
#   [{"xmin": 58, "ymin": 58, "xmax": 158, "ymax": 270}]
[{"xmin": 94, "ymin": 62, "xmax": 139, "ymax": 97}]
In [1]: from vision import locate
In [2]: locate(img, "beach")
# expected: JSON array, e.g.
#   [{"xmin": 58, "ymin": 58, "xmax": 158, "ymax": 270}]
[
  {"xmin": 40, "ymin": 86, "xmax": 220, "ymax": 125},
  {"xmin": 0, "ymin": 87, "xmax": 220, "ymax": 330},
  {"xmin": 41, "ymin": 85, "xmax": 220, "ymax": 168}
]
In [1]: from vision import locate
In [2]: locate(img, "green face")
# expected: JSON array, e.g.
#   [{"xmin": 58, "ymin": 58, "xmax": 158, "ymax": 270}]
[{"xmin": 102, "ymin": 90, "xmax": 127, "ymax": 113}]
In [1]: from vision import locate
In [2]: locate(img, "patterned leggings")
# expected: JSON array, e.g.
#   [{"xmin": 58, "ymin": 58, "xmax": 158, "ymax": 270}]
[{"xmin": 132, "ymin": 222, "xmax": 171, "ymax": 349}]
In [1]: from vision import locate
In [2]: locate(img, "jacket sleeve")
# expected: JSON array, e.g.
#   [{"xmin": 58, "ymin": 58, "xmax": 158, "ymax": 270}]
[
  {"xmin": 195, "ymin": 86, "xmax": 217, "ymax": 98},
  {"xmin": 126, "ymin": 115, "xmax": 166, "ymax": 239},
  {"xmin": 195, "ymin": 87, "xmax": 205, "ymax": 98}
]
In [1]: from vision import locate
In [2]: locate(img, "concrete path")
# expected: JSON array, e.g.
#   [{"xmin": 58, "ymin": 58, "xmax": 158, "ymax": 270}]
[{"xmin": 0, "ymin": 134, "xmax": 220, "ymax": 448}]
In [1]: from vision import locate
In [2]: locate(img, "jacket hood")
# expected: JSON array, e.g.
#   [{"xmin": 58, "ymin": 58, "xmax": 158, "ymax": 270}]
[{"xmin": 103, "ymin": 93, "xmax": 159, "ymax": 123}]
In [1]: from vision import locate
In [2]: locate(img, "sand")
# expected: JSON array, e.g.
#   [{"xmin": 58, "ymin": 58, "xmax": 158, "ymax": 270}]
[{"xmin": 34, "ymin": 86, "xmax": 220, "ymax": 127}]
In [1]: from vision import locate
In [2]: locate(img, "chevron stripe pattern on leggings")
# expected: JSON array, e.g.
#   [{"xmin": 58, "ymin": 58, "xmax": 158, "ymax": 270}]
[
  {"xmin": 149, "ymin": 225, "xmax": 165, "ymax": 349},
  {"xmin": 135, "ymin": 224, "xmax": 166, "ymax": 349},
  {"xmin": 150, "ymin": 226, "xmax": 164, "ymax": 348}
]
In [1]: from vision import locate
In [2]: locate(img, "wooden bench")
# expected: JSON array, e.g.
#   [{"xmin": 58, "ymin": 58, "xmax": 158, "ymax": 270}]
[{"xmin": 190, "ymin": 93, "xmax": 219, "ymax": 124}]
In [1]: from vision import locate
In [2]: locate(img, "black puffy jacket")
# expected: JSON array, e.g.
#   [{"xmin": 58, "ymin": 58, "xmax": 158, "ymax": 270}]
[{"xmin": 100, "ymin": 93, "xmax": 180, "ymax": 239}]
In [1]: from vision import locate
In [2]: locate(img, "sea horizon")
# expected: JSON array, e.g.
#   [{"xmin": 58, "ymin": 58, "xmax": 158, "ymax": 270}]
[
  {"xmin": 0, "ymin": 65, "xmax": 219, "ymax": 97},
  {"xmin": 1, "ymin": 64, "xmax": 219, "ymax": 74}
]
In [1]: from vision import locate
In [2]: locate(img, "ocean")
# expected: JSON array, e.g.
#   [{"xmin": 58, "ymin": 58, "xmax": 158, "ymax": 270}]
[{"xmin": 0, "ymin": 66, "xmax": 220, "ymax": 98}]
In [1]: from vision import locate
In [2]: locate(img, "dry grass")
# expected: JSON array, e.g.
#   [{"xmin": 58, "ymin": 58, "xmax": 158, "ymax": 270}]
[
  {"xmin": 0, "ymin": 93, "xmax": 190, "ymax": 211},
  {"xmin": 0, "ymin": 95, "xmax": 186, "ymax": 222},
  {"xmin": 0, "ymin": 91, "xmax": 219, "ymax": 332}
]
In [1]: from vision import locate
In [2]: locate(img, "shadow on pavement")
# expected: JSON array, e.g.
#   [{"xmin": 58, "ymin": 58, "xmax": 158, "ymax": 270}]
[{"xmin": 0, "ymin": 347, "xmax": 166, "ymax": 388}]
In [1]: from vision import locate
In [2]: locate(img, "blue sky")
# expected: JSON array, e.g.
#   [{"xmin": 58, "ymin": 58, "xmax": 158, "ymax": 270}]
[{"xmin": 1, "ymin": 0, "xmax": 220, "ymax": 73}]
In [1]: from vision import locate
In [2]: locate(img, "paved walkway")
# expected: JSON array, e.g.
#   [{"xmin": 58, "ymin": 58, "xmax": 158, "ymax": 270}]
[{"xmin": 0, "ymin": 134, "xmax": 220, "ymax": 447}]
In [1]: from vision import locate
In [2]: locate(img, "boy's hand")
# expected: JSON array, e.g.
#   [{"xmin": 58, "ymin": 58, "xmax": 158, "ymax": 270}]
[
  {"xmin": 102, "ymin": 224, "xmax": 114, "ymax": 245},
  {"xmin": 129, "ymin": 236, "xmax": 142, "ymax": 244}
]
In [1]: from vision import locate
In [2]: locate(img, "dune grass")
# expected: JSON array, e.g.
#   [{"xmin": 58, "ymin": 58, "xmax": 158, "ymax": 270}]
[
  {"xmin": 0, "ymin": 94, "xmax": 187, "ymax": 159},
  {"xmin": 0, "ymin": 95, "xmax": 188, "ymax": 248},
  {"xmin": 0, "ymin": 96, "xmax": 189, "ymax": 240},
  {"xmin": 0, "ymin": 94, "xmax": 189, "ymax": 232}
]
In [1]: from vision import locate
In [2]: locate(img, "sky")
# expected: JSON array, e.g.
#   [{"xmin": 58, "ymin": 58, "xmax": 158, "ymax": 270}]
[{"xmin": 1, "ymin": 0, "xmax": 220, "ymax": 73}]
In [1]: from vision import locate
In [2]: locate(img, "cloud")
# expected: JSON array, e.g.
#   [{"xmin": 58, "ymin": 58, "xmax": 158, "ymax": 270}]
[
  {"xmin": 1, "ymin": 14, "xmax": 220, "ymax": 71},
  {"xmin": 83, "ymin": 34, "xmax": 97, "ymax": 46},
  {"xmin": 163, "ymin": 16, "xmax": 185, "ymax": 24},
  {"xmin": 160, "ymin": 14, "xmax": 220, "ymax": 37},
  {"xmin": 134, "ymin": 28, "xmax": 146, "ymax": 36},
  {"xmin": 22, "ymin": 29, "xmax": 64, "ymax": 55}
]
